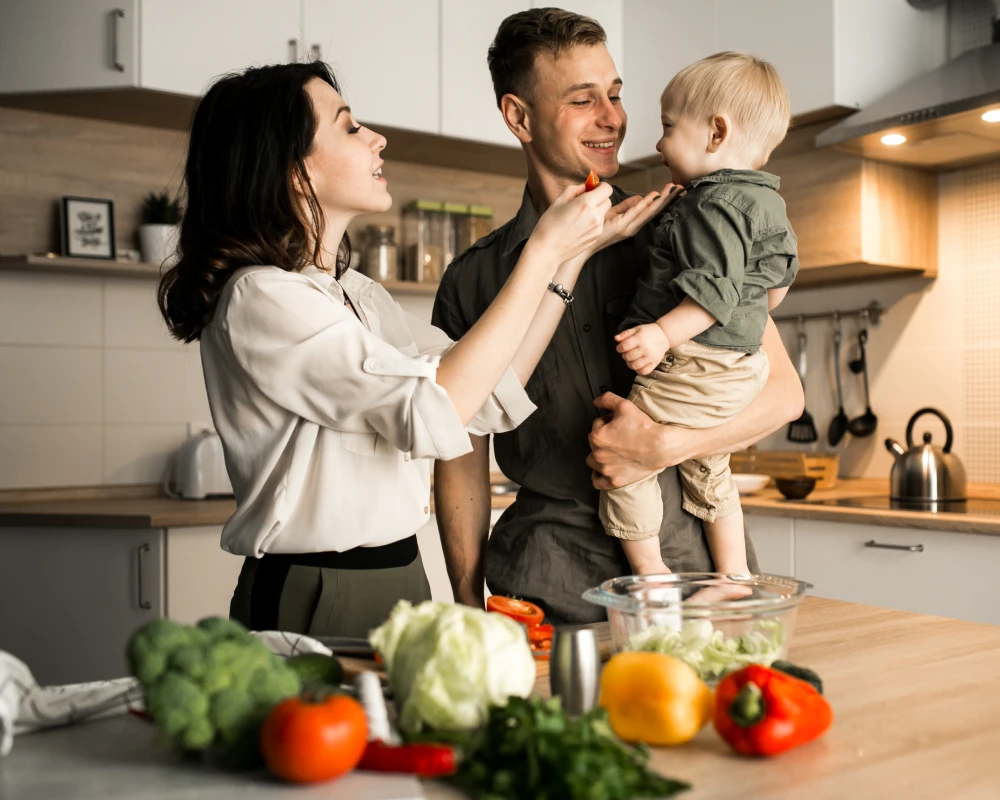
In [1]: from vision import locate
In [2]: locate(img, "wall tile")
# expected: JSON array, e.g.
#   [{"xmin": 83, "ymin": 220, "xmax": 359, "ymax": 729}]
[
  {"xmin": 103, "ymin": 424, "xmax": 187, "ymax": 485},
  {"xmin": 0, "ymin": 425, "xmax": 103, "ymax": 488},
  {"xmin": 0, "ymin": 347, "xmax": 102, "ymax": 424},
  {"xmin": 0, "ymin": 272, "xmax": 102, "ymax": 346},
  {"xmin": 103, "ymin": 278, "xmax": 177, "ymax": 349},
  {"xmin": 104, "ymin": 349, "xmax": 186, "ymax": 424},
  {"xmin": 181, "ymin": 347, "xmax": 212, "ymax": 424}
]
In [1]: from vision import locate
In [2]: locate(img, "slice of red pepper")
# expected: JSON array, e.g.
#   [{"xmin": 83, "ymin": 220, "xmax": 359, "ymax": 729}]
[
  {"xmin": 713, "ymin": 664, "xmax": 833, "ymax": 757},
  {"xmin": 584, "ymin": 170, "xmax": 600, "ymax": 192},
  {"xmin": 359, "ymin": 740, "xmax": 457, "ymax": 778}
]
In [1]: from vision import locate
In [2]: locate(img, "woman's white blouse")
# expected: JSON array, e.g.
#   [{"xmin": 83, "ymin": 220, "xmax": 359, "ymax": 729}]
[{"xmin": 200, "ymin": 265, "xmax": 535, "ymax": 558}]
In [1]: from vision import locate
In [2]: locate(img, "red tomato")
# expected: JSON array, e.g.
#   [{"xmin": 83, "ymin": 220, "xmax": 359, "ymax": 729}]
[
  {"xmin": 584, "ymin": 170, "xmax": 600, "ymax": 192},
  {"xmin": 260, "ymin": 694, "xmax": 368, "ymax": 784},
  {"xmin": 487, "ymin": 596, "xmax": 545, "ymax": 627},
  {"xmin": 527, "ymin": 624, "xmax": 554, "ymax": 645}
]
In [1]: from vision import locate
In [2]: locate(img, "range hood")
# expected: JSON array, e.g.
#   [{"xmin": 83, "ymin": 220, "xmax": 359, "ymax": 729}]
[{"xmin": 816, "ymin": 1, "xmax": 1000, "ymax": 169}]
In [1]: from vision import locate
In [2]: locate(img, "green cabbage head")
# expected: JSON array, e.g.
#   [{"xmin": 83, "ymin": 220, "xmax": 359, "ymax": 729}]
[{"xmin": 370, "ymin": 600, "xmax": 536, "ymax": 733}]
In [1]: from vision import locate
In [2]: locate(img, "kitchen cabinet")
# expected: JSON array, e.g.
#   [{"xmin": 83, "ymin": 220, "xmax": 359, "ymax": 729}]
[
  {"xmin": 794, "ymin": 519, "xmax": 1000, "ymax": 625},
  {"xmin": 0, "ymin": 525, "xmax": 243, "ymax": 685},
  {"xmin": 139, "ymin": 0, "xmax": 301, "ymax": 97},
  {"xmin": 0, "ymin": 527, "xmax": 163, "ymax": 685},
  {"xmin": 304, "ymin": 0, "xmax": 440, "ymax": 135},
  {"xmin": 0, "ymin": 0, "xmax": 139, "ymax": 92},
  {"xmin": 745, "ymin": 515, "xmax": 795, "ymax": 577},
  {"xmin": 441, "ymin": 0, "xmax": 525, "ymax": 147}
]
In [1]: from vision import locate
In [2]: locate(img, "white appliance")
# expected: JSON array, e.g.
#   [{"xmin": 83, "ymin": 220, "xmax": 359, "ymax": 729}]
[{"xmin": 164, "ymin": 430, "xmax": 233, "ymax": 500}]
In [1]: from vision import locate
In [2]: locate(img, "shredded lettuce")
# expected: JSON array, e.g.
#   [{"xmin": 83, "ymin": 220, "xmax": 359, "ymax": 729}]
[
  {"xmin": 628, "ymin": 619, "xmax": 784, "ymax": 682},
  {"xmin": 370, "ymin": 600, "xmax": 536, "ymax": 734}
]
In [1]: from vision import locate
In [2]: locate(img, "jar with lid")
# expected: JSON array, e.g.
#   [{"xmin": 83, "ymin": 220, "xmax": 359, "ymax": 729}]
[
  {"xmin": 454, "ymin": 204, "xmax": 494, "ymax": 255},
  {"xmin": 401, "ymin": 200, "xmax": 447, "ymax": 283},
  {"xmin": 360, "ymin": 224, "xmax": 399, "ymax": 282}
]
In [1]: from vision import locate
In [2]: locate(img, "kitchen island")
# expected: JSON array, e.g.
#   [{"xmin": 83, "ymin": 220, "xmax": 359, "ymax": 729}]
[{"xmin": 3, "ymin": 597, "xmax": 998, "ymax": 799}]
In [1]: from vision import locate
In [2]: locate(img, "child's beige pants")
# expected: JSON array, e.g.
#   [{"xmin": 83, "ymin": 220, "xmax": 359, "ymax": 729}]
[{"xmin": 599, "ymin": 340, "xmax": 769, "ymax": 540}]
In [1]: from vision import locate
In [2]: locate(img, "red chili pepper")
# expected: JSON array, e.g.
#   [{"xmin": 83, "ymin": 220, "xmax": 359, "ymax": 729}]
[
  {"xmin": 584, "ymin": 170, "xmax": 600, "ymax": 192},
  {"xmin": 713, "ymin": 664, "xmax": 833, "ymax": 757},
  {"xmin": 359, "ymin": 740, "xmax": 457, "ymax": 778}
]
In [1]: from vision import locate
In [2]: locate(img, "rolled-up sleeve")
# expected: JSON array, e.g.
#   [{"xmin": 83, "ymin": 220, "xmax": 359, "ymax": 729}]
[
  {"xmin": 668, "ymin": 198, "xmax": 753, "ymax": 326},
  {"xmin": 224, "ymin": 271, "xmax": 472, "ymax": 461},
  {"xmin": 400, "ymin": 304, "xmax": 536, "ymax": 437}
]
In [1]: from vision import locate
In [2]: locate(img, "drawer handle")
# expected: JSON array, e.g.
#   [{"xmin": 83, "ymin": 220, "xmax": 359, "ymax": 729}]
[
  {"xmin": 137, "ymin": 543, "xmax": 152, "ymax": 610},
  {"xmin": 111, "ymin": 9, "xmax": 126, "ymax": 73},
  {"xmin": 864, "ymin": 540, "xmax": 924, "ymax": 552}
]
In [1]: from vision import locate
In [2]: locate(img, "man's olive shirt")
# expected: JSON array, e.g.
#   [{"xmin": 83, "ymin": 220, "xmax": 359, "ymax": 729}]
[{"xmin": 431, "ymin": 186, "xmax": 758, "ymax": 623}]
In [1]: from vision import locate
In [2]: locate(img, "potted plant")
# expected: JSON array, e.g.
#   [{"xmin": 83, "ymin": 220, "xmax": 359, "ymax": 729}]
[{"xmin": 138, "ymin": 191, "xmax": 182, "ymax": 267}]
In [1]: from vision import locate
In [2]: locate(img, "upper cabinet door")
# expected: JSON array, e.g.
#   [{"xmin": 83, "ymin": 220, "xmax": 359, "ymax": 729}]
[
  {"xmin": 622, "ymin": 0, "xmax": 720, "ymax": 162},
  {"xmin": 140, "ymin": 0, "xmax": 301, "ymax": 97},
  {"xmin": 303, "ymin": 0, "xmax": 440, "ymax": 135},
  {"xmin": 0, "ymin": 0, "xmax": 138, "ymax": 93},
  {"xmin": 441, "ymin": 0, "xmax": 526, "ymax": 147}
]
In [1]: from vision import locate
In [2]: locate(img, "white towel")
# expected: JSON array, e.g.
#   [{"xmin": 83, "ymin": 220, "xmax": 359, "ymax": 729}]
[{"xmin": 0, "ymin": 630, "xmax": 335, "ymax": 757}]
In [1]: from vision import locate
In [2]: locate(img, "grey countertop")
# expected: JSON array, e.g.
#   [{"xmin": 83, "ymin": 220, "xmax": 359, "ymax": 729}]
[{"xmin": 0, "ymin": 715, "xmax": 426, "ymax": 799}]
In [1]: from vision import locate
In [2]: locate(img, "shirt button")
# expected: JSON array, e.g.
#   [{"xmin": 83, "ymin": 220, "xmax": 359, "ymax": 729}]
[
  {"xmin": 403, "ymin": 453, "xmax": 410, "ymax": 462},
  {"xmin": 700, "ymin": 466, "xmax": 709, "ymax": 473},
  {"xmin": 598, "ymin": 384, "xmax": 609, "ymax": 394},
  {"xmin": 423, "ymin": 506, "xmax": 429, "ymax": 515},
  {"xmin": 582, "ymin": 323, "xmax": 592, "ymax": 333}
]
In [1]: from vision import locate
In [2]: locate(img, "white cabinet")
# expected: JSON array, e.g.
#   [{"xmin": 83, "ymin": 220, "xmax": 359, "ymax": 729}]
[
  {"xmin": 0, "ymin": 0, "xmax": 139, "ymax": 92},
  {"xmin": 140, "ymin": 0, "xmax": 301, "ymax": 97},
  {"xmin": 304, "ymin": 0, "xmax": 440, "ymax": 135},
  {"xmin": 745, "ymin": 515, "xmax": 795, "ymax": 577},
  {"xmin": 441, "ymin": 0, "xmax": 525, "ymax": 147},
  {"xmin": 794, "ymin": 520, "xmax": 1000, "ymax": 626},
  {"xmin": 164, "ymin": 525, "xmax": 244, "ymax": 625},
  {"xmin": 717, "ymin": 0, "xmax": 946, "ymax": 119}
]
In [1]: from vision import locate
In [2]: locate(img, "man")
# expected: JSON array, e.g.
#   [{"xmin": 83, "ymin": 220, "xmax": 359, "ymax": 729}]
[{"xmin": 431, "ymin": 8, "xmax": 803, "ymax": 623}]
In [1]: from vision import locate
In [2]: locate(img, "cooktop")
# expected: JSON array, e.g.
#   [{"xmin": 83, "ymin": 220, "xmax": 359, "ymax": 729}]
[{"xmin": 805, "ymin": 496, "xmax": 1000, "ymax": 516}]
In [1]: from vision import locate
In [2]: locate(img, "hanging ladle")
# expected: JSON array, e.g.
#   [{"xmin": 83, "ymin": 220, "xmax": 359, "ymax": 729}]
[
  {"xmin": 848, "ymin": 325, "xmax": 878, "ymax": 437},
  {"xmin": 827, "ymin": 314, "xmax": 849, "ymax": 446}
]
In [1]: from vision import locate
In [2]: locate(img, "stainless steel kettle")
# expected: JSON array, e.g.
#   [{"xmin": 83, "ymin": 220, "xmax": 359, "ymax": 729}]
[{"xmin": 885, "ymin": 407, "xmax": 967, "ymax": 504}]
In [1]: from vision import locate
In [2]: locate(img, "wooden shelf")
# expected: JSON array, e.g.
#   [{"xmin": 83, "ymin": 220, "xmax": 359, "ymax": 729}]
[
  {"xmin": 0, "ymin": 253, "xmax": 162, "ymax": 278},
  {"xmin": 377, "ymin": 280, "xmax": 439, "ymax": 296}
]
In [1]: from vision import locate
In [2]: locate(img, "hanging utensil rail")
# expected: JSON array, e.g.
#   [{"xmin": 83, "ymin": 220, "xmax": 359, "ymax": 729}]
[{"xmin": 773, "ymin": 301, "xmax": 883, "ymax": 327}]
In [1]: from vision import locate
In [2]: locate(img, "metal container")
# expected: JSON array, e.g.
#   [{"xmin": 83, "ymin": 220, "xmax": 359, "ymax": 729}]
[
  {"xmin": 360, "ymin": 224, "xmax": 399, "ymax": 282},
  {"xmin": 549, "ymin": 626, "xmax": 602, "ymax": 715},
  {"xmin": 885, "ymin": 407, "xmax": 967, "ymax": 504}
]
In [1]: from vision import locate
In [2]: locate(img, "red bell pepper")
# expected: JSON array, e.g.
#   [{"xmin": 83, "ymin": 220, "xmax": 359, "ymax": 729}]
[
  {"xmin": 584, "ymin": 170, "xmax": 600, "ymax": 192},
  {"xmin": 713, "ymin": 664, "xmax": 832, "ymax": 757},
  {"xmin": 359, "ymin": 740, "xmax": 457, "ymax": 778}
]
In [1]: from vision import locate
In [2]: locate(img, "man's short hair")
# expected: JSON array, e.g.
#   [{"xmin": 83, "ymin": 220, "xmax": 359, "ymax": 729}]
[
  {"xmin": 663, "ymin": 51, "xmax": 791, "ymax": 166},
  {"xmin": 488, "ymin": 7, "xmax": 607, "ymax": 108}
]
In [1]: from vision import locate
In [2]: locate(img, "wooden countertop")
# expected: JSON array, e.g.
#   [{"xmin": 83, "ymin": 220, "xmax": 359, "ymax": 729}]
[
  {"xmin": 741, "ymin": 477, "xmax": 1000, "ymax": 536},
  {"xmin": 427, "ymin": 596, "xmax": 1000, "ymax": 799},
  {"xmin": 0, "ymin": 476, "xmax": 517, "ymax": 529}
]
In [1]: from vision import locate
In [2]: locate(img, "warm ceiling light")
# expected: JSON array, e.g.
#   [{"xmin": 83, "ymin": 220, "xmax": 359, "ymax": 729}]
[
  {"xmin": 983, "ymin": 109, "xmax": 1000, "ymax": 123},
  {"xmin": 881, "ymin": 133, "xmax": 907, "ymax": 146}
]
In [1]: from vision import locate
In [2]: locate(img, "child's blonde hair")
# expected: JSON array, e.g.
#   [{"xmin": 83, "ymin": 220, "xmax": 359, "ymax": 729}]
[{"xmin": 662, "ymin": 51, "xmax": 790, "ymax": 166}]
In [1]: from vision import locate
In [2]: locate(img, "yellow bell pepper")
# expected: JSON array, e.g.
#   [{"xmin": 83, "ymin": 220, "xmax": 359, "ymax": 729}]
[{"xmin": 599, "ymin": 651, "xmax": 713, "ymax": 746}]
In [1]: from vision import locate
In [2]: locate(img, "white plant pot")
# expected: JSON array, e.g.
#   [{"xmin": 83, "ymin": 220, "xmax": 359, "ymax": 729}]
[{"xmin": 139, "ymin": 224, "xmax": 180, "ymax": 268}]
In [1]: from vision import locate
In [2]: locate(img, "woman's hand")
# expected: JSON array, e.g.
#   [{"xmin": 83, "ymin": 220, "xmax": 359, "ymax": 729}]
[
  {"xmin": 529, "ymin": 181, "xmax": 613, "ymax": 264},
  {"xmin": 587, "ymin": 392, "xmax": 690, "ymax": 489}
]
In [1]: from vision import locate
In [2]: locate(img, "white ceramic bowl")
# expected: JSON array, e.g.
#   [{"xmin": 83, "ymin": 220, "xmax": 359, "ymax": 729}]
[{"xmin": 733, "ymin": 473, "xmax": 770, "ymax": 495}]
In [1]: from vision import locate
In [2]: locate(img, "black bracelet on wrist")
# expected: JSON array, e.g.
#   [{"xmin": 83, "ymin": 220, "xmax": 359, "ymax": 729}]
[{"xmin": 547, "ymin": 281, "xmax": 574, "ymax": 305}]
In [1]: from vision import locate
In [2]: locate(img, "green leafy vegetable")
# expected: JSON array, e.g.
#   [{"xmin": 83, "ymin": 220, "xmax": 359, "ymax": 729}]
[
  {"xmin": 629, "ymin": 619, "xmax": 784, "ymax": 682},
  {"xmin": 369, "ymin": 600, "xmax": 536, "ymax": 734},
  {"xmin": 413, "ymin": 696, "xmax": 689, "ymax": 800}
]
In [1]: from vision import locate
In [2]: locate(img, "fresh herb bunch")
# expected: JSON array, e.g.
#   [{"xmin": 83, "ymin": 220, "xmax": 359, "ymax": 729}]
[
  {"xmin": 141, "ymin": 191, "xmax": 182, "ymax": 225},
  {"xmin": 410, "ymin": 696, "xmax": 690, "ymax": 800}
]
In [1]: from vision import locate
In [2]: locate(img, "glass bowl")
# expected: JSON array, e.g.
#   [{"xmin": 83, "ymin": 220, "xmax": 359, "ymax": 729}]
[{"xmin": 582, "ymin": 573, "xmax": 812, "ymax": 685}]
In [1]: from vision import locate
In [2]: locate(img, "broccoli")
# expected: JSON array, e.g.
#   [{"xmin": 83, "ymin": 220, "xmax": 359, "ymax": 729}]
[{"xmin": 126, "ymin": 616, "xmax": 303, "ymax": 763}]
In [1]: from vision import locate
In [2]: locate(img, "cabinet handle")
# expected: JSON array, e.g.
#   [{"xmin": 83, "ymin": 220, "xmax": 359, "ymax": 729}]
[
  {"xmin": 111, "ymin": 9, "xmax": 126, "ymax": 73},
  {"xmin": 864, "ymin": 540, "xmax": 924, "ymax": 552},
  {"xmin": 288, "ymin": 38, "xmax": 299, "ymax": 63},
  {"xmin": 310, "ymin": 43, "xmax": 322, "ymax": 61},
  {"xmin": 137, "ymin": 543, "xmax": 152, "ymax": 610}
]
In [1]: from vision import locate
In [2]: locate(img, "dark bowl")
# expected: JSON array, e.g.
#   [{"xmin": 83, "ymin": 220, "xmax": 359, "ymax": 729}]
[{"xmin": 775, "ymin": 477, "xmax": 817, "ymax": 500}]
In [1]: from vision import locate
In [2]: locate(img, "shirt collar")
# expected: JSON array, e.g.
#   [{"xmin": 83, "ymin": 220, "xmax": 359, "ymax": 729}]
[
  {"xmin": 300, "ymin": 265, "xmax": 374, "ymax": 297},
  {"xmin": 686, "ymin": 168, "xmax": 780, "ymax": 191}
]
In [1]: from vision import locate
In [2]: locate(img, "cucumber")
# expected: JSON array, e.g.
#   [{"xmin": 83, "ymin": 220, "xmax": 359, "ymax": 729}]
[
  {"xmin": 771, "ymin": 660, "xmax": 823, "ymax": 694},
  {"xmin": 286, "ymin": 653, "xmax": 344, "ymax": 689}
]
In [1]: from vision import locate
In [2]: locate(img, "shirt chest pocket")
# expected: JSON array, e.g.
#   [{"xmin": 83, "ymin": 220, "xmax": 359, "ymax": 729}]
[{"xmin": 341, "ymin": 431, "xmax": 396, "ymax": 458}]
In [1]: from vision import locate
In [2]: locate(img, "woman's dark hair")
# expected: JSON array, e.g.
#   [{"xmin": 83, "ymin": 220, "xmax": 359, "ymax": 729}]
[
  {"xmin": 158, "ymin": 60, "xmax": 350, "ymax": 343},
  {"xmin": 488, "ymin": 8, "xmax": 607, "ymax": 109}
]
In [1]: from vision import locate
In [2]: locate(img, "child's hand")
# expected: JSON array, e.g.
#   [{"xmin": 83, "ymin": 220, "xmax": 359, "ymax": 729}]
[{"xmin": 615, "ymin": 324, "xmax": 669, "ymax": 376}]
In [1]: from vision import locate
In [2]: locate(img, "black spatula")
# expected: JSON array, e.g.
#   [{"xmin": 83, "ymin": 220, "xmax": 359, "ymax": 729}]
[{"xmin": 788, "ymin": 329, "xmax": 818, "ymax": 443}]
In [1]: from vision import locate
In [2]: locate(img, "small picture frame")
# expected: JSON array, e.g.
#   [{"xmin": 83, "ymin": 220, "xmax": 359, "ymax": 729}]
[{"xmin": 60, "ymin": 196, "xmax": 116, "ymax": 260}]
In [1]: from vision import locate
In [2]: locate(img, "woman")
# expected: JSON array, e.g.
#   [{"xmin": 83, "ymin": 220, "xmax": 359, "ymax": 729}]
[{"xmin": 157, "ymin": 61, "xmax": 664, "ymax": 638}]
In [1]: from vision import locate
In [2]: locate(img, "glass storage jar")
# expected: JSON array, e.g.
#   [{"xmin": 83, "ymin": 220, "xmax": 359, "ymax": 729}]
[{"xmin": 360, "ymin": 224, "xmax": 399, "ymax": 282}]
